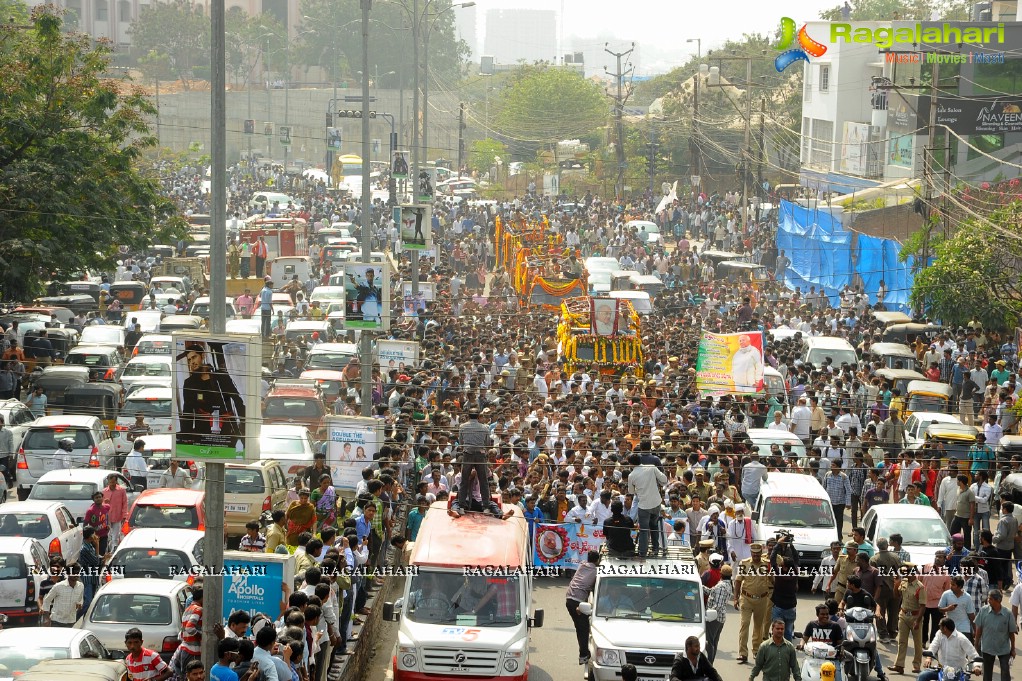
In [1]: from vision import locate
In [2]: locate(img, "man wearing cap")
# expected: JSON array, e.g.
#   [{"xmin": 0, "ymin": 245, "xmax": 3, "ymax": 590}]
[
  {"xmin": 827, "ymin": 542, "xmax": 860, "ymax": 606},
  {"xmin": 695, "ymin": 539, "xmax": 715, "ymax": 576},
  {"xmin": 891, "ymin": 563, "xmax": 926, "ymax": 675},
  {"xmin": 734, "ymin": 542, "xmax": 774, "ymax": 663},
  {"xmin": 453, "ymin": 410, "xmax": 502, "ymax": 519},
  {"xmin": 259, "ymin": 277, "xmax": 273, "ymax": 339}
]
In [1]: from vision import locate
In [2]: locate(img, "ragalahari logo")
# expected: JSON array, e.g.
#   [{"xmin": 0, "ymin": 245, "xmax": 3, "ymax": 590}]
[{"xmin": 775, "ymin": 17, "xmax": 828, "ymax": 72}]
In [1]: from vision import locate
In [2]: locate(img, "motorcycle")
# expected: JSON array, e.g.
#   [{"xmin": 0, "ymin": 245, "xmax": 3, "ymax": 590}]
[
  {"xmin": 843, "ymin": 606, "xmax": 879, "ymax": 681},
  {"xmin": 794, "ymin": 633, "xmax": 839, "ymax": 681},
  {"xmin": 921, "ymin": 651, "xmax": 983, "ymax": 681}
]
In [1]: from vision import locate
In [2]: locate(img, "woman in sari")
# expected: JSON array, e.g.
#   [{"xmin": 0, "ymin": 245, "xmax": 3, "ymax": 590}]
[
  {"xmin": 285, "ymin": 488, "xmax": 316, "ymax": 546},
  {"xmin": 311, "ymin": 473, "xmax": 338, "ymax": 530}
]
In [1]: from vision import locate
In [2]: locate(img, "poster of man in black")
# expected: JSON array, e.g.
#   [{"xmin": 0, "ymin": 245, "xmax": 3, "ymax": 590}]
[{"xmin": 176, "ymin": 340, "xmax": 246, "ymax": 449}]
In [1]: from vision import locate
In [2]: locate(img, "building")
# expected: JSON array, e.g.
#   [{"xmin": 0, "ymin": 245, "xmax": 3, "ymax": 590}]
[
  {"xmin": 482, "ymin": 8, "xmax": 557, "ymax": 65},
  {"xmin": 798, "ymin": 19, "xmax": 1022, "ymax": 194},
  {"xmin": 454, "ymin": 3, "xmax": 478, "ymax": 59}
]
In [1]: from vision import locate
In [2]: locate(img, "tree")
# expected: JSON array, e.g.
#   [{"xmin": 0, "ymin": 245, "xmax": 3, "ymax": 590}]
[
  {"xmin": 820, "ymin": 0, "xmax": 970, "ymax": 20},
  {"xmin": 467, "ymin": 139, "xmax": 506, "ymax": 176},
  {"xmin": 0, "ymin": 8, "xmax": 184, "ymax": 301},
  {"xmin": 130, "ymin": 0, "xmax": 208, "ymax": 87},
  {"xmin": 0, "ymin": 0, "xmax": 29, "ymax": 24},
  {"xmin": 494, "ymin": 65, "xmax": 607, "ymax": 160},
  {"xmin": 906, "ymin": 202, "xmax": 1022, "ymax": 328}
]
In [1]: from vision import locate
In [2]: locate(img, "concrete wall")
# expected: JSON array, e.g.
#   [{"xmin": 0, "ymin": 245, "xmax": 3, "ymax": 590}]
[{"xmin": 153, "ymin": 86, "xmax": 466, "ymax": 167}]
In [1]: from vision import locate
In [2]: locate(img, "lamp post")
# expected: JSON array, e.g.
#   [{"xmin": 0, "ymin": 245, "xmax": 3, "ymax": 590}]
[{"xmin": 687, "ymin": 38, "xmax": 702, "ymax": 194}]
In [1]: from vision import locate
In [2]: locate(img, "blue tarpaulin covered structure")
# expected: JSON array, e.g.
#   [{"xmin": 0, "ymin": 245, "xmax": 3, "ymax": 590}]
[{"xmin": 777, "ymin": 200, "xmax": 914, "ymax": 311}]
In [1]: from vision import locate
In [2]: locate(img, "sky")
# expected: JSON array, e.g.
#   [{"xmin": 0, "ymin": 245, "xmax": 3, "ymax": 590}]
[{"xmin": 469, "ymin": 0, "xmax": 840, "ymax": 74}]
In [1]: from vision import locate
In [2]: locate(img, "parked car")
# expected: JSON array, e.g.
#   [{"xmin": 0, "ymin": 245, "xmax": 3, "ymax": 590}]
[
  {"xmin": 131, "ymin": 334, "xmax": 173, "ymax": 358},
  {"xmin": 123, "ymin": 489, "xmax": 206, "ymax": 535},
  {"xmin": 0, "ymin": 627, "xmax": 111, "ymax": 679},
  {"xmin": 16, "ymin": 415, "xmax": 118, "ymax": 494},
  {"xmin": 0, "ymin": 501, "xmax": 82, "ymax": 564},
  {"xmin": 259, "ymin": 424, "xmax": 316, "ymax": 483},
  {"xmin": 106, "ymin": 529, "xmax": 204, "ymax": 583},
  {"xmin": 306, "ymin": 343, "xmax": 358, "ymax": 371},
  {"xmin": 77, "ymin": 327, "xmax": 126, "ymax": 349},
  {"xmin": 0, "ymin": 399, "xmax": 39, "ymax": 454},
  {"xmin": 860, "ymin": 503, "xmax": 950, "ymax": 567},
  {"xmin": 76, "ymin": 578, "xmax": 190, "ymax": 661},
  {"xmin": 189, "ymin": 297, "xmax": 237, "ymax": 320},
  {"xmin": 26, "ymin": 469, "xmax": 137, "ymax": 521},
  {"xmin": 63, "ymin": 345, "xmax": 122, "ymax": 383},
  {"xmin": 0, "ymin": 537, "xmax": 49, "ymax": 624},
  {"xmin": 18, "ymin": 659, "xmax": 128, "ymax": 681},
  {"xmin": 193, "ymin": 460, "xmax": 287, "ymax": 538},
  {"xmin": 262, "ymin": 382, "xmax": 326, "ymax": 439},
  {"xmin": 113, "ymin": 388, "xmax": 173, "ymax": 455},
  {"xmin": 905, "ymin": 411, "xmax": 964, "ymax": 450}
]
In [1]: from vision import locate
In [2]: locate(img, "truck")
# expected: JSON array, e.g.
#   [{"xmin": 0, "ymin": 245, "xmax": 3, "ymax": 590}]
[
  {"xmin": 383, "ymin": 499, "xmax": 544, "ymax": 681},
  {"xmin": 586, "ymin": 546, "xmax": 716, "ymax": 681}
]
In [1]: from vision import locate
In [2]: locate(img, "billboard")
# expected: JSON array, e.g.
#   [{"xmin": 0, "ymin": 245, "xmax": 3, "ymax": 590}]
[
  {"xmin": 533, "ymin": 523, "xmax": 605, "ymax": 571},
  {"xmin": 695, "ymin": 330, "xmax": 765, "ymax": 396},
  {"xmin": 172, "ymin": 333, "xmax": 261, "ymax": 462},
  {"xmin": 397, "ymin": 204, "xmax": 432, "ymax": 251},
  {"xmin": 392, "ymin": 150, "xmax": 409, "ymax": 179},
  {"xmin": 377, "ymin": 339, "xmax": 420, "ymax": 372},
  {"xmin": 221, "ymin": 551, "xmax": 294, "ymax": 624},
  {"xmin": 402, "ymin": 281, "xmax": 434, "ymax": 317},
  {"xmin": 936, "ymin": 97, "xmax": 1022, "ymax": 135},
  {"xmin": 326, "ymin": 416, "xmax": 380, "ymax": 490},
  {"xmin": 342, "ymin": 261, "xmax": 391, "ymax": 331},
  {"xmin": 841, "ymin": 122, "xmax": 870, "ymax": 175},
  {"xmin": 887, "ymin": 90, "xmax": 920, "ymax": 169}
]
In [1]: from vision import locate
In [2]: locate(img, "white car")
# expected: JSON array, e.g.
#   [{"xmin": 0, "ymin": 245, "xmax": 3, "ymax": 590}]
[
  {"xmin": 0, "ymin": 537, "xmax": 50, "ymax": 624},
  {"xmin": 78, "ymin": 325, "xmax": 126, "ymax": 348},
  {"xmin": 860, "ymin": 503, "xmax": 951, "ymax": 567},
  {"xmin": 114, "ymin": 387, "xmax": 173, "ymax": 454},
  {"xmin": 225, "ymin": 319, "xmax": 261, "ymax": 335},
  {"xmin": 0, "ymin": 627, "xmax": 112, "ymax": 678},
  {"xmin": 746, "ymin": 428, "xmax": 807, "ymax": 461},
  {"xmin": 905, "ymin": 411, "xmax": 963, "ymax": 450},
  {"xmin": 76, "ymin": 578, "xmax": 191, "ymax": 661},
  {"xmin": 26, "ymin": 469, "xmax": 138, "ymax": 521},
  {"xmin": 117, "ymin": 356, "xmax": 172, "ymax": 394},
  {"xmin": 0, "ymin": 501, "xmax": 82, "ymax": 564},
  {"xmin": 107, "ymin": 529, "xmax": 204, "ymax": 583},
  {"xmin": 131, "ymin": 334, "xmax": 173, "ymax": 358},
  {"xmin": 16, "ymin": 415, "xmax": 119, "ymax": 492},
  {"xmin": 307, "ymin": 343, "xmax": 359, "ymax": 371},
  {"xmin": 123, "ymin": 311, "xmax": 164, "ymax": 334},
  {"xmin": 0, "ymin": 398, "xmax": 39, "ymax": 453},
  {"xmin": 260, "ymin": 424, "xmax": 316, "ymax": 483},
  {"xmin": 148, "ymin": 276, "xmax": 188, "ymax": 294},
  {"xmin": 189, "ymin": 296, "xmax": 237, "ymax": 320},
  {"xmin": 626, "ymin": 219, "xmax": 662, "ymax": 246}
]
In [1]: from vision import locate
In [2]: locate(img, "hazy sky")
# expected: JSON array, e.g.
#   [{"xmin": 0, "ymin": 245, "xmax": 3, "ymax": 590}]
[{"xmin": 470, "ymin": 0, "xmax": 839, "ymax": 73}]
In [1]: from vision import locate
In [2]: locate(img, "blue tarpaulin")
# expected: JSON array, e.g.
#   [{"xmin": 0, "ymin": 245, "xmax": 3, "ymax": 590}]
[{"xmin": 777, "ymin": 200, "xmax": 914, "ymax": 312}]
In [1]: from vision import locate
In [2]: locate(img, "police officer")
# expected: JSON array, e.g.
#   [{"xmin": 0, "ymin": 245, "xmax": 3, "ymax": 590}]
[
  {"xmin": 827, "ymin": 541, "xmax": 860, "ymax": 607},
  {"xmin": 734, "ymin": 542, "xmax": 774, "ymax": 664}
]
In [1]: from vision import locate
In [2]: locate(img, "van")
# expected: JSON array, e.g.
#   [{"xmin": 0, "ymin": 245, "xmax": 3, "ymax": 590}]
[
  {"xmin": 268, "ymin": 256, "xmax": 312, "ymax": 290},
  {"xmin": 752, "ymin": 472, "xmax": 837, "ymax": 570},
  {"xmin": 763, "ymin": 366, "xmax": 787, "ymax": 404},
  {"xmin": 193, "ymin": 460, "xmax": 288, "ymax": 538},
  {"xmin": 801, "ymin": 336, "xmax": 859, "ymax": 369}
]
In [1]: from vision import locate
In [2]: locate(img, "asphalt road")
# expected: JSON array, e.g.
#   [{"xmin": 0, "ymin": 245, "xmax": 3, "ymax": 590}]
[{"xmin": 366, "ymin": 576, "xmax": 949, "ymax": 681}]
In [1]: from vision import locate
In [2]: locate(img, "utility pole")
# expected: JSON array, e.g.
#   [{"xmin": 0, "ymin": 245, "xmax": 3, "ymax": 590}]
[
  {"xmin": 604, "ymin": 43, "xmax": 634, "ymax": 198},
  {"xmin": 687, "ymin": 38, "xmax": 701, "ymax": 197},
  {"xmin": 740, "ymin": 57, "xmax": 752, "ymax": 230},
  {"xmin": 457, "ymin": 102, "xmax": 465, "ymax": 175},
  {"xmin": 922, "ymin": 60, "xmax": 940, "ymax": 285},
  {"xmin": 410, "ymin": 0, "xmax": 420, "ymax": 301},
  {"xmin": 203, "ymin": 0, "xmax": 227, "ymax": 671},
  {"xmin": 757, "ymin": 97, "xmax": 765, "ymax": 222},
  {"xmin": 646, "ymin": 121, "xmax": 659, "ymax": 194},
  {"xmin": 360, "ymin": 0, "xmax": 373, "ymax": 417}
]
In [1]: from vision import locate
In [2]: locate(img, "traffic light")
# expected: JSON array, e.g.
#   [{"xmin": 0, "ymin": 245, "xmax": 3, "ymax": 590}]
[{"xmin": 335, "ymin": 110, "xmax": 377, "ymax": 119}]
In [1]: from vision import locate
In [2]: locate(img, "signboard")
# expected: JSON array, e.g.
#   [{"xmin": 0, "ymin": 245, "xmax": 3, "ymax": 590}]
[
  {"xmin": 377, "ymin": 339, "xmax": 420, "ymax": 372},
  {"xmin": 840, "ymin": 122, "xmax": 870, "ymax": 175},
  {"xmin": 416, "ymin": 170, "xmax": 434, "ymax": 203},
  {"xmin": 279, "ymin": 126, "xmax": 292, "ymax": 147},
  {"xmin": 326, "ymin": 416, "xmax": 380, "ymax": 490},
  {"xmin": 342, "ymin": 260, "xmax": 390, "ymax": 331},
  {"xmin": 244, "ymin": 119, "xmax": 255, "ymax": 135},
  {"xmin": 398, "ymin": 204, "xmax": 432, "ymax": 251},
  {"xmin": 401, "ymin": 281, "xmax": 434, "ymax": 317},
  {"xmin": 263, "ymin": 121, "xmax": 274, "ymax": 137},
  {"xmin": 327, "ymin": 127, "xmax": 342, "ymax": 150},
  {"xmin": 221, "ymin": 551, "xmax": 294, "ymax": 624},
  {"xmin": 695, "ymin": 330, "xmax": 765, "ymax": 396},
  {"xmin": 887, "ymin": 91, "xmax": 919, "ymax": 169},
  {"xmin": 936, "ymin": 96, "xmax": 1022, "ymax": 135},
  {"xmin": 533, "ymin": 523, "xmax": 605, "ymax": 570},
  {"xmin": 172, "ymin": 333, "xmax": 261, "ymax": 462},
  {"xmin": 392, "ymin": 150, "xmax": 409, "ymax": 179}
]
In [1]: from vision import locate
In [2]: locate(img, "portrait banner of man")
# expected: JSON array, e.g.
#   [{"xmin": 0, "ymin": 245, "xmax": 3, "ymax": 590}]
[
  {"xmin": 398, "ymin": 204, "xmax": 432, "ymax": 251},
  {"xmin": 172, "ymin": 333, "xmax": 261, "ymax": 462},
  {"xmin": 695, "ymin": 330, "xmax": 765, "ymax": 396},
  {"xmin": 343, "ymin": 261, "xmax": 391, "ymax": 332},
  {"xmin": 590, "ymin": 298, "xmax": 620, "ymax": 337}
]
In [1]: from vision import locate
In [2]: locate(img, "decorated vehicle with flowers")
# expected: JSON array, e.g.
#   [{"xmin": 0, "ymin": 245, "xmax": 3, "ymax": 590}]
[
  {"xmin": 495, "ymin": 215, "xmax": 587, "ymax": 309},
  {"xmin": 557, "ymin": 296, "xmax": 644, "ymax": 377}
]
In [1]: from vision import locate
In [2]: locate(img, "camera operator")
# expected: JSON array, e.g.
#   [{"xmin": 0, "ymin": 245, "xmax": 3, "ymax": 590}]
[{"xmin": 769, "ymin": 532, "xmax": 800, "ymax": 641}]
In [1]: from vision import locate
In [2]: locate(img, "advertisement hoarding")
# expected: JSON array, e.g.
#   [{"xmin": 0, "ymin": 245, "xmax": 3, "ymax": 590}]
[
  {"xmin": 398, "ymin": 204, "xmax": 433, "ymax": 251},
  {"xmin": 376, "ymin": 339, "xmax": 421, "ymax": 371},
  {"xmin": 326, "ymin": 416, "xmax": 380, "ymax": 490},
  {"xmin": 341, "ymin": 261, "xmax": 391, "ymax": 332},
  {"xmin": 695, "ymin": 330, "xmax": 765, "ymax": 396}
]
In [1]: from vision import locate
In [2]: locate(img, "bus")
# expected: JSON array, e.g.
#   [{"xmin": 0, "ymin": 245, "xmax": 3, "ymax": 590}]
[
  {"xmin": 383, "ymin": 500, "xmax": 544, "ymax": 681},
  {"xmin": 331, "ymin": 154, "xmax": 363, "ymax": 188}
]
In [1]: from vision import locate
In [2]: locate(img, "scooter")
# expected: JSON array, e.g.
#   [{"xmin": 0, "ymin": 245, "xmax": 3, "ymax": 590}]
[
  {"xmin": 843, "ymin": 606, "xmax": 879, "ymax": 681},
  {"xmin": 794, "ymin": 633, "xmax": 839, "ymax": 681},
  {"xmin": 921, "ymin": 651, "xmax": 983, "ymax": 681}
]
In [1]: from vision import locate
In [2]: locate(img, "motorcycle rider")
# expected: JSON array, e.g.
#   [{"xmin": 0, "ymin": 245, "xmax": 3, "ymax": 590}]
[
  {"xmin": 798, "ymin": 604, "xmax": 844, "ymax": 681},
  {"xmin": 841, "ymin": 575, "xmax": 891, "ymax": 681},
  {"xmin": 917, "ymin": 618, "xmax": 981, "ymax": 681}
]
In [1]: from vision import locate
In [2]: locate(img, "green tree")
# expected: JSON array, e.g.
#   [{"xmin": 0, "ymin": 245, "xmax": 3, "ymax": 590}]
[
  {"xmin": 130, "ymin": 0, "xmax": 208, "ymax": 87},
  {"xmin": 467, "ymin": 139, "xmax": 506, "ymax": 176},
  {"xmin": 0, "ymin": 8, "xmax": 184, "ymax": 301},
  {"xmin": 495, "ymin": 65, "xmax": 607, "ymax": 160},
  {"xmin": 906, "ymin": 203, "xmax": 1022, "ymax": 328},
  {"xmin": 1, "ymin": 0, "xmax": 29, "ymax": 25},
  {"xmin": 819, "ymin": 0, "xmax": 970, "ymax": 20}
]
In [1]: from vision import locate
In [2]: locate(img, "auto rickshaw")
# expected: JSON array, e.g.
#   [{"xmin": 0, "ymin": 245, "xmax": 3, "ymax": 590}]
[
  {"xmin": 881, "ymin": 323, "xmax": 944, "ymax": 344},
  {"xmin": 874, "ymin": 368, "xmax": 926, "ymax": 397},
  {"xmin": 108, "ymin": 281, "xmax": 148, "ymax": 311},
  {"xmin": 35, "ymin": 295, "xmax": 96, "ymax": 316},
  {"xmin": 905, "ymin": 379, "xmax": 953, "ymax": 417},
  {"xmin": 716, "ymin": 260, "xmax": 769, "ymax": 289},
  {"xmin": 30, "ymin": 366, "xmax": 89, "ymax": 415},
  {"xmin": 45, "ymin": 327, "xmax": 80, "ymax": 361},
  {"xmin": 62, "ymin": 383, "xmax": 122, "ymax": 431},
  {"xmin": 63, "ymin": 281, "xmax": 102, "ymax": 304}
]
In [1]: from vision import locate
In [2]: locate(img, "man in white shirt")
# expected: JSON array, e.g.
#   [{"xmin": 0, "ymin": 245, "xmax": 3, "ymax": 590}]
[
  {"xmin": 123, "ymin": 439, "xmax": 149, "ymax": 490},
  {"xmin": 766, "ymin": 412, "xmax": 790, "ymax": 432},
  {"xmin": 790, "ymin": 398, "xmax": 812, "ymax": 443},
  {"xmin": 919, "ymin": 618, "xmax": 980, "ymax": 681},
  {"xmin": 983, "ymin": 415, "xmax": 1003, "ymax": 448},
  {"xmin": 158, "ymin": 459, "xmax": 192, "ymax": 489},
  {"xmin": 586, "ymin": 490, "xmax": 614, "ymax": 526},
  {"xmin": 936, "ymin": 463, "xmax": 961, "ymax": 528},
  {"xmin": 740, "ymin": 450, "xmax": 769, "ymax": 512},
  {"xmin": 532, "ymin": 369, "xmax": 549, "ymax": 399},
  {"xmin": 627, "ymin": 453, "xmax": 668, "ymax": 558}
]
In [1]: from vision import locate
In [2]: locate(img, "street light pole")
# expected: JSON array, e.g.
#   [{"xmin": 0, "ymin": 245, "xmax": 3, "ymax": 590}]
[
  {"xmin": 359, "ymin": 0, "xmax": 373, "ymax": 418},
  {"xmin": 410, "ymin": 0, "xmax": 420, "ymax": 300}
]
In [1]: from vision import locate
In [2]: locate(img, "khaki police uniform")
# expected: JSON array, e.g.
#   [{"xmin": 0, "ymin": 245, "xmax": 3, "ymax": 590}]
[
  {"xmin": 895, "ymin": 569, "xmax": 926, "ymax": 671},
  {"xmin": 830, "ymin": 544, "xmax": 859, "ymax": 607},
  {"xmin": 734, "ymin": 544, "xmax": 773, "ymax": 660}
]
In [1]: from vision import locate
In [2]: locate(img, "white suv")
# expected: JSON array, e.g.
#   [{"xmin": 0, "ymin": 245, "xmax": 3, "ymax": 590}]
[
  {"xmin": 114, "ymin": 387, "xmax": 173, "ymax": 454},
  {"xmin": 16, "ymin": 415, "xmax": 118, "ymax": 494}
]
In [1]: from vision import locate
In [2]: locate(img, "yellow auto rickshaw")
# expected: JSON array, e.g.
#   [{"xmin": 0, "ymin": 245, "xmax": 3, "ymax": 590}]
[
  {"xmin": 62, "ymin": 382, "xmax": 122, "ymax": 431},
  {"xmin": 108, "ymin": 281, "xmax": 148, "ymax": 312},
  {"xmin": 905, "ymin": 380, "xmax": 953, "ymax": 418}
]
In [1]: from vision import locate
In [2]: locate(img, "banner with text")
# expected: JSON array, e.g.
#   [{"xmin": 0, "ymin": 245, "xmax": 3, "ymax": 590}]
[
  {"xmin": 327, "ymin": 416, "xmax": 380, "ymax": 490},
  {"xmin": 695, "ymin": 330, "xmax": 765, "ymax": 396},
  {"xmin": 533, "ymin": 522, "xmax": 606, "ymax": 570}
]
